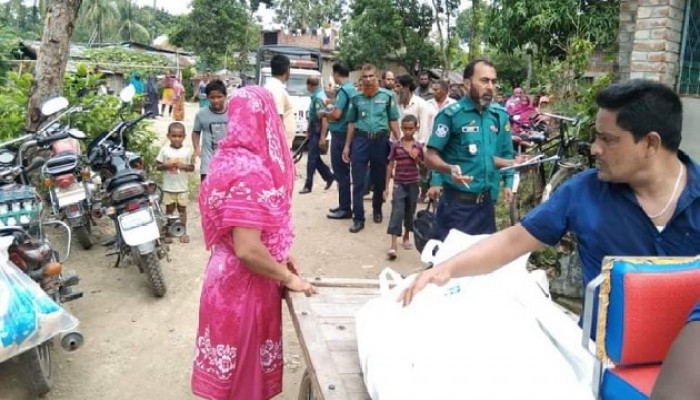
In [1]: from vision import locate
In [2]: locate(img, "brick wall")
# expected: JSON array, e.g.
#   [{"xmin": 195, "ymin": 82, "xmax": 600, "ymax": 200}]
[
  {"xmin": 618, "ymin": 0, "xmax": 687, "ymax": 84},
  {"xmin": 261, "ymin": 31, "xmax": 337, "ymax": 51}
]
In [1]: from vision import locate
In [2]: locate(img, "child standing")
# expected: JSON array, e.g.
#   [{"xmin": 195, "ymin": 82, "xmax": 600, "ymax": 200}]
[
  {"xmin": 192, "ymin": 79, "xmax": 228, "ymax": 182},
  {"xmin": 383, "ymin": 114, "xmax": 424, "ymax": 260},
  {"xmin": 156, "ymin": 122, "xmax": 194, "ymax": 244}
]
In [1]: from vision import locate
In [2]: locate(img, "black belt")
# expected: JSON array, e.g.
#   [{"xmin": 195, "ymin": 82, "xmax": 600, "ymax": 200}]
[
  {"xmin": 443, "ymin": 188, "xmax": 490, "ymax": 204},
  {"xmin": 356, "ymin": 130, "xmax": 388, "ymax": 139}
]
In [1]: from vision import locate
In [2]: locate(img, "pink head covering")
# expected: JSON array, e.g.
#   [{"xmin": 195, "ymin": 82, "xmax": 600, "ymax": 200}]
[{"xmin": 199, "ymin": 86, "xmax": 294, "ymax": 249}]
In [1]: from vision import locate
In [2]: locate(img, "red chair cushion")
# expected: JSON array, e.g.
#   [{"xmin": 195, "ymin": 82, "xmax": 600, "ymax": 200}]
[{"xmin": 606, "ymin": 259, "xmax": 700, "ymax": 365}]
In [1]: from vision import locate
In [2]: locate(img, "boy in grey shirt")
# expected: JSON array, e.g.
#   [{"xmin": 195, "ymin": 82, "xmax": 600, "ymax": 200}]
[{"xmin": 192, "ymin": 79, "xmax": 228, "ymax": 181}]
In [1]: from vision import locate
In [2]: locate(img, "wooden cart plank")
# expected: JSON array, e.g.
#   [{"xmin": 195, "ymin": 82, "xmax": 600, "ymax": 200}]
[
  {"xmin": 286, "ymin": 291, "xmax": 352, "ymax": 400},
  {"xmin": 330, "ymin": 350, "xmax": 362, "ymax": 374},
  {"xmin": 341, "ymin": 374, "xmax": 371, "ymax": 398}
]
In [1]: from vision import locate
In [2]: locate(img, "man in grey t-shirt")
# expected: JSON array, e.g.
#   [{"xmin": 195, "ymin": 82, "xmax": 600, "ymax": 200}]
[{"xmin": 192, "ymin": 79, "xmax": 228, "ymax": 181}]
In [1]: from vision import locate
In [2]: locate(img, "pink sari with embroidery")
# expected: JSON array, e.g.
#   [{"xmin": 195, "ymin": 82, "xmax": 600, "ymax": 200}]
[{"xmin": 192, "ymin": 86, "xmax": 294, "ymax": 400}]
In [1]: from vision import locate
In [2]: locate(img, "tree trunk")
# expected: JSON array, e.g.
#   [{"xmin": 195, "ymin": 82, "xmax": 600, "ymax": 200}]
[
  {"xmin": 26, "ymin": 0, "xmax": 82, "ymax": 131},
  {"xmin": 432, "ymin": 0, "xmax": 449, "ymax": 75},
  {"xmin": 469, "ymin": 0, "xmax": 481, "ymax": 59}
]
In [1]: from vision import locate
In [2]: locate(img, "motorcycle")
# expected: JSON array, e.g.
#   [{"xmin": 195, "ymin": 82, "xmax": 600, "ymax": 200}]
[
  {"xmin": 0, "ymin": 96, "xmax": 85, "ymax": 396},
  {"xmin": 86, "ymin": 85, "xmax": 172, "ymax": 297},
  {"xmin": 42, "ymin": 133, "xmax": 99, "ymax": 250}
]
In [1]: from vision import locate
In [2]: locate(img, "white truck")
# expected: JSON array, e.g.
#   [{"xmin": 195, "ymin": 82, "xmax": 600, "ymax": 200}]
[{"xmin": 255, "ymin": 45, "xmax": 323, "ymax": 151}]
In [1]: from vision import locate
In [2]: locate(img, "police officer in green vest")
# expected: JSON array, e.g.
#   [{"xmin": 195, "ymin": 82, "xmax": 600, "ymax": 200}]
[
  {"xmin": 426, "ymin": 59, "xmax": 519, "ymax": 240},
  {"xmin": 342, "ymin": 64, "xmax": 401, "ymax": 233}
]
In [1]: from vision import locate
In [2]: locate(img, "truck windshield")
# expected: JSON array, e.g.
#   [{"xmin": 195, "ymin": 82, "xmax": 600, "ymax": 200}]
[{"xmin": 262, "ymin": 75, "xmax": 309, "ymax": 96}]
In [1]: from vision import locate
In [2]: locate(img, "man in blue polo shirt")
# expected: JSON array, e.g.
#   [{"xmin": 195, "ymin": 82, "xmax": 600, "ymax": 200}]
[{"xmin": 400, "ymin": 79, "xmax": 700, "ymax": 306}]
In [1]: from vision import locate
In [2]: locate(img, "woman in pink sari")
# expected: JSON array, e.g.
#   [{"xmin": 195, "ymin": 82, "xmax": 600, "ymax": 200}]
[
  {"xmin": 192, "ymin": 86, "xmax": 317, "ymax": 400},
  {"xmin": 510, "ymin": 95, "xmax": 537, "ymax": 135}
]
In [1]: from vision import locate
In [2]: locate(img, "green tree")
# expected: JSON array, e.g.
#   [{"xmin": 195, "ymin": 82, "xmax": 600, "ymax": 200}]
[
  {"xmin": 274, "ymin": 0, "xmax": 342, "ymax": 29},
  {"xmin": 80, "ymin": 0, "xmax": 121, "ymax": 43},
  {"xmin": 431, "ymin": 0, "xmax": 459, "ymax": 73},
  {"xmin": 486, "ymin": 0, "xmax": 619, "ymax": 59},
  {"xmin": 117, "ymin": 0, "xmax": 150, "ymax": 43},
  {"xmin": 339, "ymin": 0, "xmax": 438, "ymax": 73},
  {"xmin": 169, "ymin": 0, "xmax": 258, "ymax": 70}
]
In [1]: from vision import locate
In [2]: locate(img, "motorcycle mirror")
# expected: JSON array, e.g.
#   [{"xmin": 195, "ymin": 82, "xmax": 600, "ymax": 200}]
[
  {"xmin": 26, "ymin": 156, "xmax": 46, "ymax": 173},
  {"xmin": 40, "ymin": 97, "xmax": 70, "ymax": 116},
  {"xmin": 68, "ymin": 129, "xmax": 87, "ymax": 140},
  {"xmin": 119, "ymin": 84, "xmax": 136, "ymax": 103}
]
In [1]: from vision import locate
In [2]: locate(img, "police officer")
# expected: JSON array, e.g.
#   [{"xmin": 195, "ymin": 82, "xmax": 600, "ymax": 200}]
[
  {"xmin": 299, "ymin": 76, "xmax": 335, "ymax": 194},
  {"xmin": 426, "ymin": 59, "xmax": 517, "ymax": 240},
  {"xmin": 321, "ymin": 62, "xmax": 357, "ymax": 220},
  {"xmin": 343, "ymin": 64, "xmax": 401, "ymax": 233}
]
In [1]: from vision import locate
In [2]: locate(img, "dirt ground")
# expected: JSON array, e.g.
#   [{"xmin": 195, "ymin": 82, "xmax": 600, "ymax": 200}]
[{"xmin": 0, "ymin": 102, "xmax": 425, "ymax": 399}]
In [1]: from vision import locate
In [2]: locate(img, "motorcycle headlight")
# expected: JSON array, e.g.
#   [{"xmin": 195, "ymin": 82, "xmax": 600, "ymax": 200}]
[{"xmin": 111, "ymin": 183, "xmax": 145, "ymax": 202}]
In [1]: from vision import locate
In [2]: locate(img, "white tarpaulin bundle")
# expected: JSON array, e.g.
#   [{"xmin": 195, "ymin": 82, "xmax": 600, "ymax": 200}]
[{"xmin": 356, "ymin": 230, "xmax": 594, "ymax": 400}]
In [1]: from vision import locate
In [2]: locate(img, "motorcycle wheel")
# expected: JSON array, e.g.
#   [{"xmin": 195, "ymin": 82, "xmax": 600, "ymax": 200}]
[
  {"xmin": 75, "ymin": 223, "xmax": 93, "ymax": 250},
  {"xmin": 140, "ymin": 252, "xmax": 167, "ymax": 297},
  {"xmin": 19, "ymin": 341, "xmax": 53, "ymax": 396}
]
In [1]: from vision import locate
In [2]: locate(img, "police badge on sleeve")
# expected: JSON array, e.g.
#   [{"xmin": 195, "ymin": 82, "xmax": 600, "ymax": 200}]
[{"xmin": 435, "ymin": 124, "xmax": 449, "ymax": 138}]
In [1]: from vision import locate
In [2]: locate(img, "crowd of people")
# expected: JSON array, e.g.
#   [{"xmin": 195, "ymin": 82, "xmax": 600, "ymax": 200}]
[{"xmin": 144, "ymin": 52, "xmax": 700, "ymax": 400}]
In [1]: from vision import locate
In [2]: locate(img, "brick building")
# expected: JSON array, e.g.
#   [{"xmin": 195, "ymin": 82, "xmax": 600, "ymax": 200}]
[{"xmin": 618, "ymin": 0, "xmax": 700, "ymax": 157}]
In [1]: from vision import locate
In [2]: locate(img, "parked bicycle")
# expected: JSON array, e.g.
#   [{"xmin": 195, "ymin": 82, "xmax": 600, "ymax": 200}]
[{"xmin": 505, "ymin": 112, "xmax": 595, "ymax": 226}]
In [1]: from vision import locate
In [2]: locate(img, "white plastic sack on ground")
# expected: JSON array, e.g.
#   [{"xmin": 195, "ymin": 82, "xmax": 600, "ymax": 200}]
[
  {"xmin": 0, "ymin": 236, "xmax": 79, "ymax": 364},
  {"xmin": 356, "ymin": 230, "xmax": 594, "ymax": 400}
]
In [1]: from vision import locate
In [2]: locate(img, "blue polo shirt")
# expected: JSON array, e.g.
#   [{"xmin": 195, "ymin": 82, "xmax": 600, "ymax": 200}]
[{"xmin": 522, "ymin": 151, "xmax": 700, "ymax": 290}]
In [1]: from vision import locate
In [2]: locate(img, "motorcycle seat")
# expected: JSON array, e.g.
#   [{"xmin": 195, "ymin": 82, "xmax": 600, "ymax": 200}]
[
  {"xmin": 44, "ymin": 153, "xmax": 79, "ymax": 175},
  {"xmin": 0, "ymin": 226, "xmax": 25, "ymax": 237},
  {"xmin": 107, "ymin": 169, "xmax": 145, "ymax": 191}
]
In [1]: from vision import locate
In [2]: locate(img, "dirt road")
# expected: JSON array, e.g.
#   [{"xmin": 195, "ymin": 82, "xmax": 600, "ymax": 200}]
[{"xmin": 0, "ymin": 102, "xmax": 423, "ymax": 399}]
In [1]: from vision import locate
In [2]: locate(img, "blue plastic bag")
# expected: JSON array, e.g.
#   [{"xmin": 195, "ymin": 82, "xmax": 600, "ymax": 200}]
[{"xmin": 0, "ymin": 236, "xmax": 78, "ymax": 363}]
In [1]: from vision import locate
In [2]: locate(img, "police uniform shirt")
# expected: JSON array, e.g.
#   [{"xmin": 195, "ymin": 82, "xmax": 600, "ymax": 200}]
[
  {"xmin": 329, "ymin": 82, "xmax": 358, "ymax": 133},
  {"xmin": 308, "ymin": 87, "xmax": 325, "ymax": 123},
  {"xmin": 347, "ymin": 88, "xmax": 400, "ymax": 133},
  {"xmin": 427, "ymin": 97, "xmax": 514, "ymax": 194}
]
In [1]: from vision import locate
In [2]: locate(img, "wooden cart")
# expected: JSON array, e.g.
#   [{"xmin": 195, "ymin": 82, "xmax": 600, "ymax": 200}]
[
  {"xmin": 285, "ymin": 276, "xmax": 581, "ymax": 400},
  {"xmin": 285, "ymin": 277, "xmax": 382, "ymax": 400}
]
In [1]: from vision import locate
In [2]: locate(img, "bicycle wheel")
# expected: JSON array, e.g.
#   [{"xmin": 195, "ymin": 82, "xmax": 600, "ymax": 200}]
[
  {"xmin": 509, "ymin": 164, "xmax": 545, "ymax": 226},
  {"xmin": 541, "ymin": 165, "xmax": 582, "ymax": 202}
]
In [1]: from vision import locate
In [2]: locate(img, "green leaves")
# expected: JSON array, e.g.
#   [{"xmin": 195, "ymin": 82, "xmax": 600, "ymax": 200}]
[
  {"xmin": 169, "ymin": 0, "xmax": 257, "ymax": 70},
  {"xmin": 486, "ymin": 0, "xmax": 619, "ymax": 58},
  {"xmin": 339, "ymin": 0, "xmax": 439, "ymax": 72},
  {"xmin": 274, "ymin": 0, "xmax": 342, "ymax": 30}
]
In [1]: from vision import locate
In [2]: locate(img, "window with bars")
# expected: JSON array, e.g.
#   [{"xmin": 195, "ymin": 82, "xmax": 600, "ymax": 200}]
[{"xmin": 680, "ymin": 0, "xmax": 700, "ymax": 95}]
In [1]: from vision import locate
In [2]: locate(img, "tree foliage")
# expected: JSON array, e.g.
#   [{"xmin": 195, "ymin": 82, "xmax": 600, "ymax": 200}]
[
  {"xmin": 0, "ymin": 0, "xmax": 44, "ymax": 38},
  {"xmin": 72, "ymin": 0, "xmax": 178, "ymax": 44},
  {"xmin": 169, "ymin": 0, "xmax": 258, "ymax": 70},
  {"xmin": 274, "ymin": 0, "xmax": 343, "ymax": 29},
  {"xmin": 486, "ymin": 0, "xmax": 619, "ymax": 58},
  {"xmin": 339, "ymin": 0, "xmax": 439, "ymax": 72}
]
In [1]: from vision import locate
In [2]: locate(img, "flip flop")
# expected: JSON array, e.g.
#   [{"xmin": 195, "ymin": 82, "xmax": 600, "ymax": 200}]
[
  {"xmin": 387, "ymin": 249, "xmax": 397, "ymax": 260},
  {"xmin": 180, "ymin": 235, "xmax": 190, "ymax": 244},
  {"xmin": 402, "ymin": 241, "xmax": 413, "ymax": 250}
]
